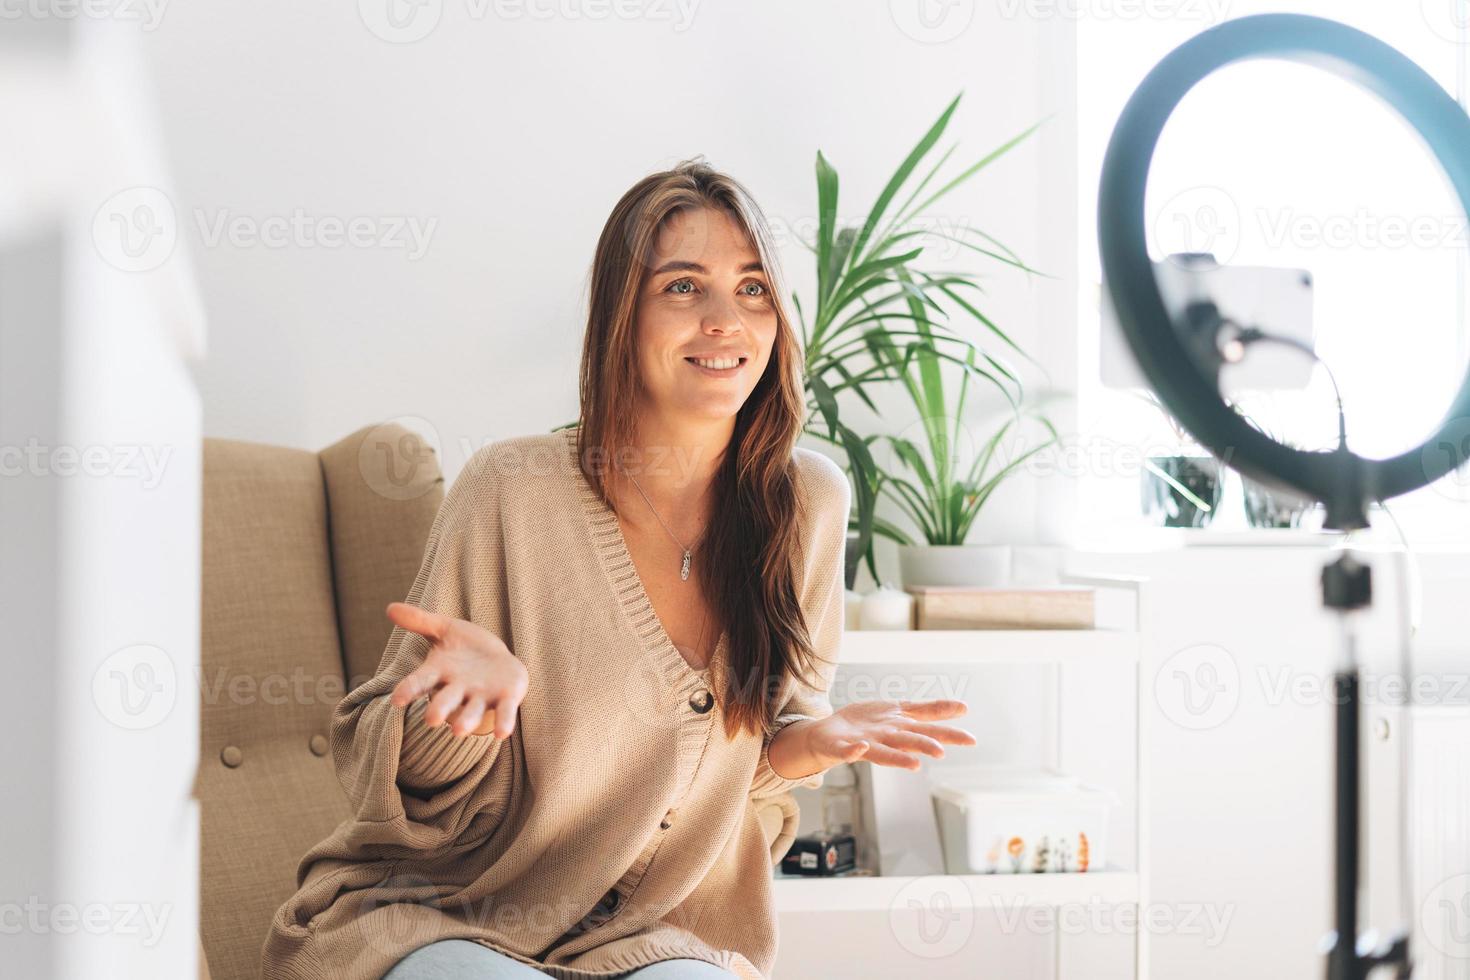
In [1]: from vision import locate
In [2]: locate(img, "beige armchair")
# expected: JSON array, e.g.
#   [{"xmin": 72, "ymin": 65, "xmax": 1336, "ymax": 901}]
[{"xmin": 195, "ymin": 423, "xmax": 797, "ymax": 980}]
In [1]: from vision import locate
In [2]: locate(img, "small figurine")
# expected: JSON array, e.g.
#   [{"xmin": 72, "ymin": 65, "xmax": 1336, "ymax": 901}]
[{"xmin": 1032, "ymin": 835, "xmax": 1051, "ymax": 873}]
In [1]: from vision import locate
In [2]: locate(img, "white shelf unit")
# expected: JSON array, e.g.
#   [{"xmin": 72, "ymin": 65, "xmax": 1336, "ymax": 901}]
[
  {"xmin": 837, "ymin": 626, "xmax": 1140, "ymax": 665},
  {"xmin": 772, "ymin": 572, "xmax": 1151, "ymax": 980},
  {"xmin": 774, "ymin": 867, "xmax": 1141, "ymax": 913}
]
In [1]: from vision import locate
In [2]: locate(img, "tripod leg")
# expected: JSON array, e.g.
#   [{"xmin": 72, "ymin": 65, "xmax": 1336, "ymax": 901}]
[{"xmin": 1329, "ymin": 668, "xmax": 1360, "ymax": 980}]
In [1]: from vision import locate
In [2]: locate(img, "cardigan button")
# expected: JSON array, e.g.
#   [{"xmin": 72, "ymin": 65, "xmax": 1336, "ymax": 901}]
[
  {"xmin": 220, "ymin": 745, "xmax": 243, "ymax": 768},
  {"xmin": 660, "ymin": 808, "xmax": 676, "ymax": 829},
  {"xmin": 688, "ymin": 689, "xmax": 714, "ymax": 714},
  {"xmin": 309, "ymin": 734, "xmax": 329, "ymax": 756}
]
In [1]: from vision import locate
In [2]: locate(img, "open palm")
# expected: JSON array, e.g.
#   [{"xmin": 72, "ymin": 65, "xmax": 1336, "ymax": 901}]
[
  {"xmin": 386, "ymin": 601, "xmax": 528, "ymax": 739},
  {"xmin": 808, "ymin": 698, "xmax": 976, "ymax": 770}
]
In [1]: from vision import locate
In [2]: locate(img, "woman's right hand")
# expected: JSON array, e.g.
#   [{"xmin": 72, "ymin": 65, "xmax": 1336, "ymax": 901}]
[{"xmin": 386, "ymin": 601, "xmax": 528, "ymax": 739}]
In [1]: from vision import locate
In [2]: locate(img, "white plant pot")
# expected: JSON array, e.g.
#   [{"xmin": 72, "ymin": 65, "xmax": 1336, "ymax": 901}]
[{"xmin": 899, "ymin": 544, "xmax": 1013, "ymax": 588}]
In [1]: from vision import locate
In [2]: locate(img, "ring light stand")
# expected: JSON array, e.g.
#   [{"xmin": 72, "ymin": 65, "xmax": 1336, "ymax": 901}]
[{"xmin": 1099, "ymin": 14, "xmax": 1470, "ymax": 979}]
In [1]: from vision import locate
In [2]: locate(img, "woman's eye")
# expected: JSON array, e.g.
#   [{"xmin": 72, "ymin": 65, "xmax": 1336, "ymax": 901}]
[{"xmin": 664, "ymin": 278, "xmax": 767, "ymax": 298}]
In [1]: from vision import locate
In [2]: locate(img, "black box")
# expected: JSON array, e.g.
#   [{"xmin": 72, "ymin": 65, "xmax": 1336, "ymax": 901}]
[{"xmin": 780, "ymin": 832, "xmax": 857, "ymax": 876}]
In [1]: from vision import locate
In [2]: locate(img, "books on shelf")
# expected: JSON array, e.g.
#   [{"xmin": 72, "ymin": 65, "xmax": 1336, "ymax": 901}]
[{"xmin": 905, "ymin": 586, "xmax": 1095, "ymax": 631}]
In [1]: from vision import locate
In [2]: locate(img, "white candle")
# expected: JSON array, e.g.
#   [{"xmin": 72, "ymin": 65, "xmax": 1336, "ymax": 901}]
[{"xmin": 859, "ymin": 584, "xmax": 913, "ymax": 631}]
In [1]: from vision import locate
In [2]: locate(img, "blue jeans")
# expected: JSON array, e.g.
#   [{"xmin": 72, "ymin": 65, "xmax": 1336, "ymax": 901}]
[{"xmin": 381, "ymin": 938, "xmax": 739, "ymax": 979}]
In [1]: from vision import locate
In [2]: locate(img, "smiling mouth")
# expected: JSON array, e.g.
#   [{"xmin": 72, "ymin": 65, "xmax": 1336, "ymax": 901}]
[{"xmin": 684, "ymin": 356, "xmax": 747, "ymax": 373}]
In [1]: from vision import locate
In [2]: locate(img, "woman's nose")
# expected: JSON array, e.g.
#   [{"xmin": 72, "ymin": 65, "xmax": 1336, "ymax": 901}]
[{"xmin": 701, "ymin": 295, "xmax": 743, "ymax": 334}]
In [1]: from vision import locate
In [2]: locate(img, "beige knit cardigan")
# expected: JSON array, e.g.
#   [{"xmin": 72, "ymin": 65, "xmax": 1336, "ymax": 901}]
[{"xmin": 260, "ymin": 425, "xmax": 850, "ymax": 980}]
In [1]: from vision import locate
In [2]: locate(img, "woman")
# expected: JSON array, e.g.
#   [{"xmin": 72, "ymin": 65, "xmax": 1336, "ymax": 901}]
[{"xmin": 260, "ymin": 159, "xmax": 975, "ymax": 980}]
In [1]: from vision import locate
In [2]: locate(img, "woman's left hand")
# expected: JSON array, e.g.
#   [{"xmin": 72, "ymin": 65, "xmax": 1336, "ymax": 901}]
[{"xmin": 805, "ymin": 699, "xmax": 976, "ymax": 771}]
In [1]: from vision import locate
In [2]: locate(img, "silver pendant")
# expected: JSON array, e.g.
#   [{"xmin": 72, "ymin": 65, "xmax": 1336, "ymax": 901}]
[{"xmin": 680, "ymin": 550, "xmax": 691, "ymax": 581}]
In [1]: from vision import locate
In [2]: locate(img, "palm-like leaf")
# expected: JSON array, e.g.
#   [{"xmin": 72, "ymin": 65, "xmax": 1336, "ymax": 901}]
[{"xmin": 796, "ymin": 93, "xmax": 1050, "ymax": 577}]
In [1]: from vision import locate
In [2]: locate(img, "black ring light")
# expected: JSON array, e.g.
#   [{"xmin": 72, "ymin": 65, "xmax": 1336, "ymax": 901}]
[{"xmin": 1099, "ymin": 12, "xmax": 1470, "ymax": 530}]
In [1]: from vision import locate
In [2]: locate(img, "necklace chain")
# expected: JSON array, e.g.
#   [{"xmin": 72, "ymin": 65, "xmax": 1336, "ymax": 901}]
[{"xmin": 619, "ymin": 466, "xmax": 702, "ymax": 582}]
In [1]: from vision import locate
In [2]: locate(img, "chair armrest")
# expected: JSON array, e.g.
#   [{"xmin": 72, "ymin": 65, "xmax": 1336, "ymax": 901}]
[{"xmin": 754, "ymin": 792, "xmax": 801, "ymax": 866}]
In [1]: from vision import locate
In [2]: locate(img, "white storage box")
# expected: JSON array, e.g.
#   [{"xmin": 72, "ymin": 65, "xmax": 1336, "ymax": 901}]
[{"xmin": 930, "ymin": 766, "xmax": 1118, "ymax": 874}]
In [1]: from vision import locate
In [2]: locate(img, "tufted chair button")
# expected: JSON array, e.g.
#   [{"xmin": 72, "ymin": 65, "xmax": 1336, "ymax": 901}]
[
  {"xmin": 309, "ymin": 734, "xmax": 329, "ymax": 756},
  {"xmin": 220, "ymin": 745, "xmax": 243, "ymax": 768},
  {"xmin": 688, "ymin": 689, "xmax": 714, "ymax": 714}
]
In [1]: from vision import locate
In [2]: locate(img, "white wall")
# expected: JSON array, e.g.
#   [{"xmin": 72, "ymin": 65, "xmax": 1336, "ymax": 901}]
[{"xmin": 138, "ymin": 1, "xmax": 1069, "ymax": 543}]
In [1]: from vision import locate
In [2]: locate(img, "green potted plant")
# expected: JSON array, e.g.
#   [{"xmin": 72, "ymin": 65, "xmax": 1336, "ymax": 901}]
[
  {"xmin": 876, "ymin": 394, "xmax": 1062, "ymax": 588},
  {"xmin": 1134, "ymin": 391, "xmax": 1224, "ymax": 528},
  {"xmin": 795, "ymin": 92, "xmax": 1051, "ymax": 583}
]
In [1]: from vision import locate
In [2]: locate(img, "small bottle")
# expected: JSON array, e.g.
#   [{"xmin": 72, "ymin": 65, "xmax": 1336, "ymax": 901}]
[
  {"xmin": 819, "ymin": 762, "xmax": 871, "ymax": 874},
  {"xmin": 821, "ymin": 762, "xmax": 861, "ymax": 834}
]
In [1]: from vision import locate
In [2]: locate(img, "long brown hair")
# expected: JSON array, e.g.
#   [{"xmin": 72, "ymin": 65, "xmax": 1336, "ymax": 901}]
[{"xmin": 575, "ymin": 158, "xmax": 821, "ymax": 741}]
